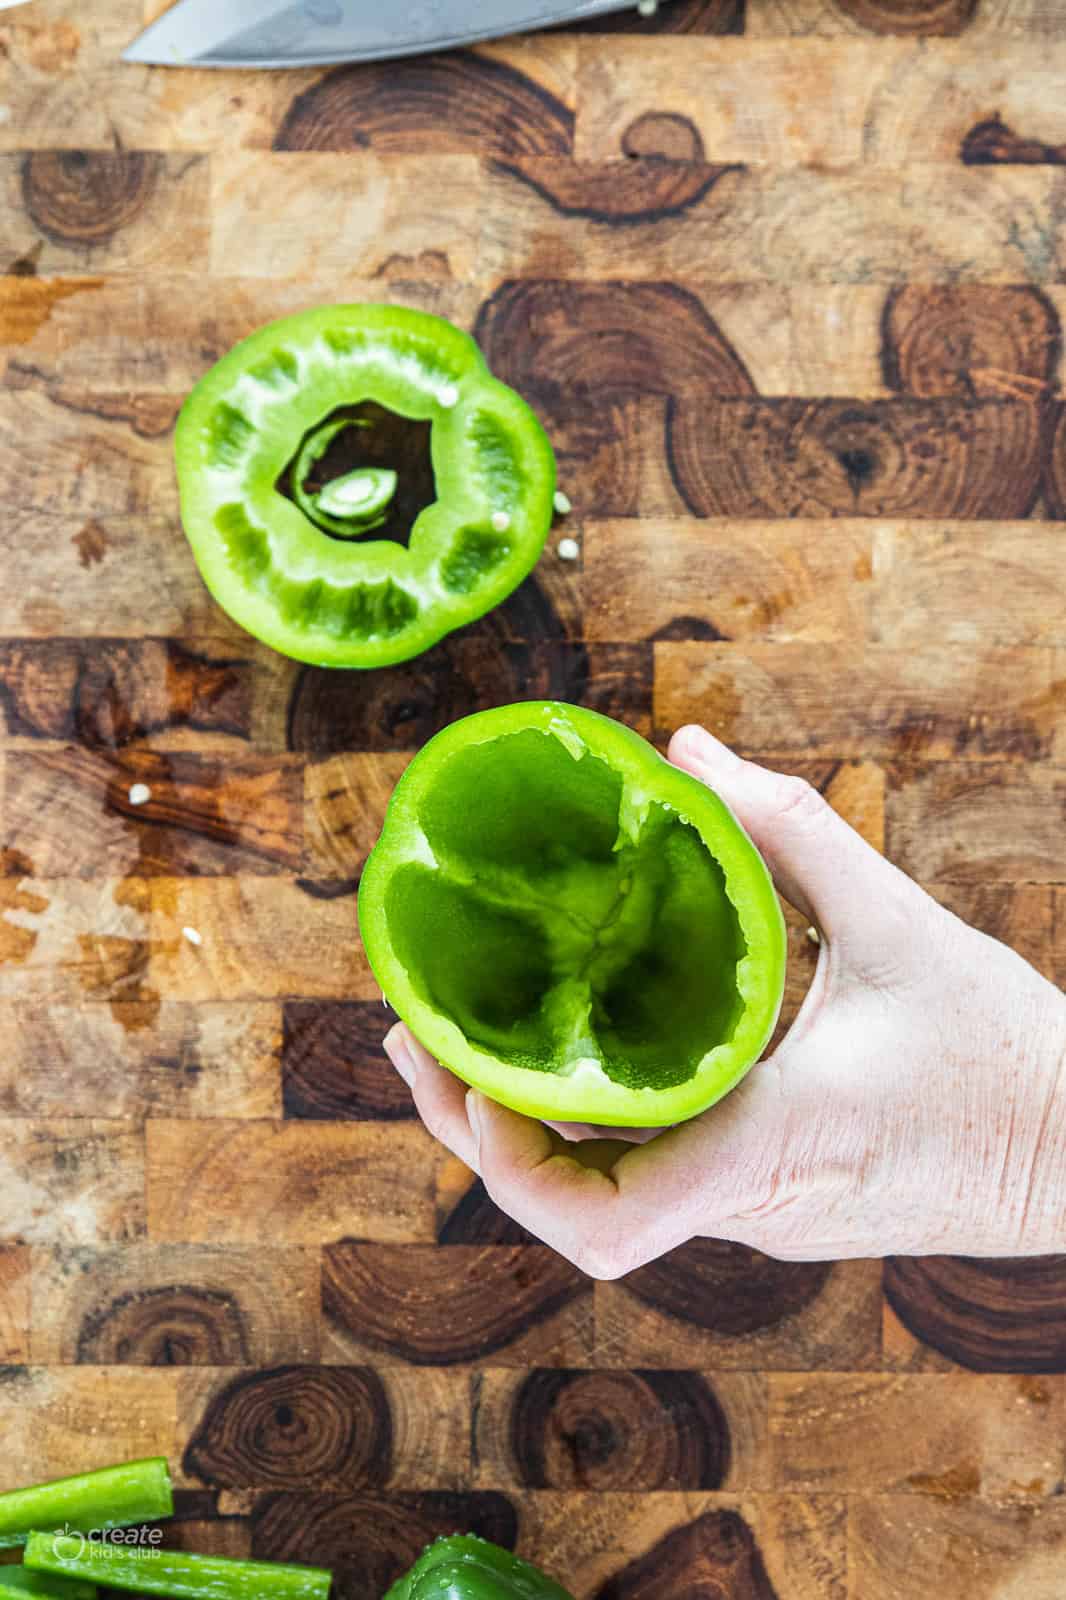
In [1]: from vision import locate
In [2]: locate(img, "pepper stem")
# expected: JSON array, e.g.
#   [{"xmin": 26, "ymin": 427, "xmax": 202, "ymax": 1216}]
[{"xmin": 290, "ymin": 419, "xmax": 398, "ymax": 539}]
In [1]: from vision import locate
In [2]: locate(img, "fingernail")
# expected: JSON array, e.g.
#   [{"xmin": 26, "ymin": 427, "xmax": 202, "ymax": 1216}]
[{"xmin": 384, "ymin": 1025, "xmax": 416, "ymax": 1087}]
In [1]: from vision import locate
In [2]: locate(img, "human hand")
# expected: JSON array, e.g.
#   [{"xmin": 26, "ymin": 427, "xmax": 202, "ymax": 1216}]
[{"xmin": 383, "ymin": 726, "xmax": 1066, "ymax": 1277}]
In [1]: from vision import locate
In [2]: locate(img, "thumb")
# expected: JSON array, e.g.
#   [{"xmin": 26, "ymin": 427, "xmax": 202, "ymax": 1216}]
[{"xmin": 668, "ymin": 724, "xmax": 917, "ymax": 950}]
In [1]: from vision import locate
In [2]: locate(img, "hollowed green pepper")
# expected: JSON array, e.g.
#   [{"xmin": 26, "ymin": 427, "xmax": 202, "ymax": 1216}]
[
  {"xmin": 175, "ymin": 306, "xmax": 556, "ymax": 668},
  {"xmin": 359, "ymin": 702, "xmax": 786, "ymax": 1128},
  {"xmin": 383, "ymin": 1536, "xmax": 573, "ymax": 1600}
]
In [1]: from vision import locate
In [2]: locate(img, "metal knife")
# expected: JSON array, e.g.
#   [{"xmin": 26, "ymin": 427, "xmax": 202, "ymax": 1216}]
[{"xmin": 123, "ymin": 0, "xmax": 663, "ymax": 68}]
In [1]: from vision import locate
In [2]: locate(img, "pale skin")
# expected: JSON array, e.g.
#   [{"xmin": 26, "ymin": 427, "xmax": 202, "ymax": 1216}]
[{"xmin": 384, "ymin": 725, "xmax": 1066, "ymax": 1279}]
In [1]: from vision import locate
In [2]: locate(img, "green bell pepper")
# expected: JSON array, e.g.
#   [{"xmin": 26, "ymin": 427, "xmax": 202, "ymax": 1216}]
[
  {"xmin": 24, "ymin": 1534, "xmax": 330, "ymax": 1600},
  {"xmin": 175, "ymin": 305, "xmax": 556, "ymax": 668},
  {"xmin": 383, "ymin": 1536, "xmax": 573, "ymax": 1600},
  {"xmin": 359, "ymin": 702, "xmax": 786, "ymax": 1128},
  {"xmin": 0, "ymin": 1569, "xmax": 95, "ymax": 1600},
  {"xmin": 0, "ymin": 1460, "xmax": 172, "ymax": 1550}
]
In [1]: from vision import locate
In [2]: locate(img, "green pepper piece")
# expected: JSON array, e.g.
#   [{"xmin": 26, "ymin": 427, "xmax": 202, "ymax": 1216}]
[
  {"xmin": 383, "ymin": 1536, "xmax": 574, "ymax": 1600},
  {"xmin": 0, "ymin": 1568, "xmax": 95, "ymax": 1600},
  {"xmin": 359, "ymin": 702, "xmax": 787, "ymax": 1128},
  {"xmin": 0, "ymin": 1460, "xmax": 173, "ymax": 1550},
  {"xmin": 175, "ymin": 304, "xmax": 556, "ymax": 669},
  {"xmin": 24, "ymin": 1534, "xmax": 330, "ymax": 1600}
]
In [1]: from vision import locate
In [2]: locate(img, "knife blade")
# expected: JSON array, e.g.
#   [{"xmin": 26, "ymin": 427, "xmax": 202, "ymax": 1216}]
[{"xmin": 123, "ymin": 0, "xmax": 654, "ymax": 68}]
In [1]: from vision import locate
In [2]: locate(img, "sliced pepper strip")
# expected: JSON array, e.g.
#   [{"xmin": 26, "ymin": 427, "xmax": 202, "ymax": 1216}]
[
  {"xmin": 383, "ymin": 1536, "xmax": 574, "ymax": 1600},
  {"xmin": 175, "ymin": 305, "xmax": 556, "ymax": 668},
  {"xmin": 359, "ymin": 702, "xmax": 786, "ymax": 1127},
  {"xmin": 0, "ymin": 1460, "xmax": 172, "ymax": 1550},
  {"xmin": 0, "ymin": 1570, "xmax": 96, "ymax": 1600},
  {"xmin": 24, "ymin": 1534, "xmax": 330, "ymax": 1600}
]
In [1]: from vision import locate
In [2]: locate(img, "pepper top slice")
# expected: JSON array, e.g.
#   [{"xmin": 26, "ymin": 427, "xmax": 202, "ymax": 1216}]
[
  {"xmin": 175, "ymin": 305, "xmax": 556, "ymax": 668},
  {"xmin": 359, "ymin": 702, "xmax": 787, "ymax": 1127},
  {"xmin": 383, "ymin": 1536, "xmax": 574, "ymax": 1600}
]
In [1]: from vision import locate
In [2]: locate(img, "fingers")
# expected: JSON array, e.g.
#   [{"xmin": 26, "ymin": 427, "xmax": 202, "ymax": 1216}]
[
  {"xmin": 668, "ymin": 723, "xmax": 916, "ymax": 945},
  {"xmin": 468, "ymin": 1091, "xmax": 696, "ymax": 1277},
  {"xmin": 385, "ymin": 1014, "xmax": 798, "ymax": 1275},
  {"xmin": 383, "ymin": 1023, "xmax": 699, "ymax": 1274},
  {"xmin": 383, "ymin": 1023, "xmax": 479, "ymax": 1170}
]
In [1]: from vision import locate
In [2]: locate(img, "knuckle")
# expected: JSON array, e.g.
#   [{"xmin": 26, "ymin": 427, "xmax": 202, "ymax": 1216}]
[
  {"xmin": 773, "ymin": 774, "xmax": 825, "ymax": 828},
  {"xmin": 572, "ymin": 1236, "xmax": 627, "ymax": 1281}
]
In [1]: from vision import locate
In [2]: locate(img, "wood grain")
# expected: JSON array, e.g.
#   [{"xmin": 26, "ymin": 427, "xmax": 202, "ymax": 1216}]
[
  {"xmin": 0, "ymin": 1119, "xmax": 144, "ymax": 1243},
  {"xmin": 0, "ymin": 638, "xmax": 254, "ymax": 749},
  {"xmin": 0, "ymin": 1367, "xmax": 179, "ymax": 1490},
  {"xmin": 281, "ymin": 1002, "xmax": 413, "ymax": 1121},
  {"xmin": 274, "ymin": 46, "xmax": 575, "ymax": 157},
  {"xmin": 5, "ymin": 4, "xmax": 1066, "ymax": 1593},
  {"xmin": 482, "ymin": 162, "xmax": 1066, "ymax": 283},
  {"xmin": 147, "ymin": 878, "xmax": 373, "ymax": 1001},
  {"xmin": 848, "ymin": 1496, "xmax": 1066, "ymax": 1600},
  {"xmin": 653, "ymin": 643, "xmax": 1066, "ymax": 761},
  {"xmin": 517, "ymin": 1493, "xmax": 846, "ymax": 1600},
  {"xmin": 303, "ymin": 753, "xmax": 410, "ymax": 885},
  {"xmin": 3, "ymin": 152, "xmax": 209, "ymax": 274},
  {"xmin": 594, "ymin": 1257, "xmax": 883, "ymax": 1370},
  {"xmin": 768, "ymin": 1373, "xmax": 1063, "ymax": 1498},
  {"xmin": 928, "ymin": 884, "xmax": 1059, "ymax": 981},
  {"xmin": 0, "ymin": 1245, "xmax": 31, "ymax": 1363},
  {"xmin": 667, "ymin": 398, "xmax": 1047, "ymax": 519},
  {"xmin": 248, "ymin": 1488, "xmax": 518, "ymax": 1599},
  {"xmin": 583, "ymin": 520, "xmax": 871, "ymax": 642},
  {"xmin": 884, "ymin": 1257, "xmax": 1066, "ymax": 1372},
  {"xmin": 322, "ymin": 1243, "xmax": 594, "ymax": 1368},
  {"xmin": 179, "ymin": 1365, "xmax": 470, "ymax": 1492},
  {"xmin": 6, "ymin": 1000, "xmax": 281, "ymax": 1119},
  {"xmin": 31, "ymin": 1244, "xmax": 320, "ymax": 1365},
  {"xmin": 4, "ymin": 748, "xmax": 303, "ymax": 877},
  {"xmin": 885, "ymin": 763, "xmax": 1066, "ymax": 882},
  {"xmin": 471, "ymin": 1369, "xmax": 768, "ymax": 1492},
  {"xmin": 871, "ymin": 525, "xmax": 1066, "ymax": 649},
  {"xmin": 210, "ymin": 155, "xmax": 483, "ymax": 279},
  {"xmin": 146, "ymin": 1120, "xmax": 440, "ymax": 1244}
]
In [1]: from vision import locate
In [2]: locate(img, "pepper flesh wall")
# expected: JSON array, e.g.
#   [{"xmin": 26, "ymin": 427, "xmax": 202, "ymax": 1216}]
[
  {"xmin": 175, "ymin": 305, "xmax": 556, "ymax": 668},
  {"xmin": 359, "ymin": 703, "xmax": 787, "ymax": 1128},
  {"xmin": 383, "ymin": 1535, "xmax": 574, "ymax": 1600}
]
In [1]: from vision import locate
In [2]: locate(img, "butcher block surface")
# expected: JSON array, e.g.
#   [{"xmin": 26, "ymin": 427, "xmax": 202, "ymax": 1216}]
[{"xmin": 2, "ymin": 0, "xmax": 1066, "ymax": 1594}]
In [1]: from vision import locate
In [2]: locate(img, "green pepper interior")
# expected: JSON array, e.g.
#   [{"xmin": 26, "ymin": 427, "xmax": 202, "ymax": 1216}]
[
  {"xmin": 278, "ymin": 401, "xmax": 435, "ymax": 545},
  {"xmin": 383, "ymin": 731, "xmax": 747, "ymax": 1091}
]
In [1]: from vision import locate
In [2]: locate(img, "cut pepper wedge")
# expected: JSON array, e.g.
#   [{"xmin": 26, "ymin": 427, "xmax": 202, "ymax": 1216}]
[
  {"xmin": 175, "ymin": 305, "xmax": 556, "ymax": 668},
  {"xmin": 383, "ymin": 1536, "xmax": 574, "ymax": 1600},
  {"xmin": 359, "ymin": 702, "xmax": 786, "ymax": 1128},
  {"xmin": 0, "ymin": 1459, "xmax": 173, "ymax": 1550},
  {"xmin": 24, "ymin": 1534, "xmax": 330, "ymax": 1600}
]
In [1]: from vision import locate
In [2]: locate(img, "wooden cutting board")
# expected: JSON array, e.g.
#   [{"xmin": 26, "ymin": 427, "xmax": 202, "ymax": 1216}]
[{"xmin": 1, "ymin": 0, "xmax": 1065, "ymax": 1594}]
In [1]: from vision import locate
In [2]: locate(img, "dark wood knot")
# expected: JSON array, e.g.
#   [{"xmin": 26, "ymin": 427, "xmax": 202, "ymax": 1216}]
[
  {"xmin": 594, "ymin": 1509, "xmax": 779, "ymax": 1600},
  {"xmin": 509, "ymin": 1368, "xmax": 730, "ymax": 1489},
  {"xmin": 250, "ymin": 1490, "xmax": 517, "ymax": 1599},
  {"xmin": 322, "ymin": 1242, "xmax": 589, "ymax": 1364},
  {"xmin": 624, "ymin": 1237, "xmax": 833, "ymax": 1336},
  {"xmin": 77, "ymin": 1284, "xmax": 251, "ymax": 1365},
  {"xmin": 885, "ymin": 1255, "xmax": 1066, "ymax": 1372},
  {"xmin": 274, "ymin": 51, "xmax": 572, "ymax": 157},
  {"xmin": 184, "ymin": 1365, "xmax": 393, "ymax": 1488},
  {"xmin": 21, "ymin": 151, "xmax": 161, "ymax": 248}
]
